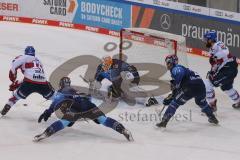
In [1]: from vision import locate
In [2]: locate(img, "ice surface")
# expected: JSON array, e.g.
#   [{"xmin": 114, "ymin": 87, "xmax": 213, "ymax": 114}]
[{"xmin": 0, "ymin": 22, "xmax": 240, "ymax": 160}]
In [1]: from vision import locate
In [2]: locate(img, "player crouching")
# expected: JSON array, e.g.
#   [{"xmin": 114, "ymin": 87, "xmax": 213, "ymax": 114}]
[
  {"xmin": 203, "ymin": 31, "xmax": 240, "ymax": 111},
  {"xmin": 1, "ymin": 46, "xmax": 55, "ymax": 116},
  {"xmin": 92, "ymin": 55, "xmax": 157, "ymax": 106},
  {"xmin": 149, "ymin": 55, "xmax": 219, "ymax": 128},
  {"xmin": 34, "ymin": 77, "xmax": 133, "ymax": 142}
]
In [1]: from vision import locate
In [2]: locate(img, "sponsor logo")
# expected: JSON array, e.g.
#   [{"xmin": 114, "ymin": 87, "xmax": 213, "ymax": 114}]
[
  {"xmin": 85, "ymin": 26, "xmax": 99, "ymax": 32},
  {"xmin": 183, "ymin": 5, "xmax": 191, "ymax": 11},
  {"xmin": 181, "ymin": 24, "xmax": 240, "ymax": 48},
  {"xmin": 0, "ymin": 2, "xmax": 19, "ymax": 12},
  {"xmin": 43, "ymin": 0, "xmax": 76, "ymax": 16},
  {"xmin": 59, "ymin": 22, "xmax": 74, "ymax": 28},
  {"xmin": 33, "ymin": 74, "xmax": 45, "ymax": 80},
  {"xmin": 32, "ymin": 19, "xmax": 48, "ymax": 25},
  {"xmin": 160, "ymin": 14, "xmax": 171, "ymax": 30},
  {"xmin": 215, "ymin": 10, "xmax": 223, "ymax": 17},
  {"xmin": 152, "ymin": 0, "xmax": 170, "ymax": 7},
  {"xmin": 3, "ymin": 16, "xmax": 19, "ymax": 21}
]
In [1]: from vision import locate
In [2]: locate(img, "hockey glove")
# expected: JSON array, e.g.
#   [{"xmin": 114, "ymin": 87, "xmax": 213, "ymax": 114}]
[
  {"xmin": 9, "ymin": 70, "xmax": 17, "ymax": 82},
  {"xmin": 38, "ymin": 109, "xmax": 53, "ymax": 123},
  {"xmin": 9, "ymin": 80, "xmax": 21, "ymax": 91},
  {"xmin": 206, "ymin": 71, "xmax": 215, "ymax": 82},
  {"xmin": 163, "ymin": 93, "xmax": 174, "ymax": 105}
]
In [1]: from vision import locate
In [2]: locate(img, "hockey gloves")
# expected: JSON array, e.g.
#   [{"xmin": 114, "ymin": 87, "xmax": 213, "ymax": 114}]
[
  {"xmin": 163, "ymin": 93, "xmax": 174, "ymax": 105},
  {"xmin": 9, "ymin": 80, "xmax": 21, "ymax": 91},
  {"xmin": 38, "ymin": 109, "xmax": 53, "ymax": 123}
]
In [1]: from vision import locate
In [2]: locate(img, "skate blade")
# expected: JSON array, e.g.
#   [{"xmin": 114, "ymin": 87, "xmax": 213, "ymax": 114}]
[
  {"xmin": 154, "ymin": 125, "xmax": 166, "ymax": 131},
  {"xmin": 33, "ymin": 134, "xmax": 47, "ymax": 142}
]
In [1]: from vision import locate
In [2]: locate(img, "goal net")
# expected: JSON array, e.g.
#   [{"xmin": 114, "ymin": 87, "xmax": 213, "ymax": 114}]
[{"xmin": 119, "ymin": 28, "xmax": 188, "ymax": 95}]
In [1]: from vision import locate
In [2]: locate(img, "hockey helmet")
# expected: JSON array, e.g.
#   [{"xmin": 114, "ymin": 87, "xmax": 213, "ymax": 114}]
[
  {"xmin": 165, "ymin": 54, "xmax": 178, "ymax": 65},
  {"xmin": 204, "ymin": 31, "xmax": 217, "ymax": 42},
  {"xmin": 59, "ymin": 77, "xmax": 71, "ymax": 89},
  {"xmin": 25, "ymin": 46, "xmax": 35, "ymax": 56}
]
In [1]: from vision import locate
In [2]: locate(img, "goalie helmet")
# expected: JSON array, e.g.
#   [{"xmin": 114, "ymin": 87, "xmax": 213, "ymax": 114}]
[
  {"xmin": 165, "ymin": 54, "xmax": 178, "ymax": 65},
  {"xmin": 101, "ymin": 55, "xmax": 113, "ymax": 71},
  {"xmin": 165, "ymin": 55, "xmax": 178, "ymax": 70},
  {"xmin": 25, "ymin": 46, "xmax": 35, "ymax": 56},
  {"xmin": 59, "ymin": 77, "xmax": 71, "ymax": 89}
]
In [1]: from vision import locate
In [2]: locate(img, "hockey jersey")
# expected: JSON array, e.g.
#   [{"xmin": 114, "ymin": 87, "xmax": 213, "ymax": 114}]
[
  {"xmin": 9, "ymin": 55, "xmax": 47, "ymax": 84},
  {"xmin": 209, "ymin": 41, "xmax": 234, "ymax": 72}
]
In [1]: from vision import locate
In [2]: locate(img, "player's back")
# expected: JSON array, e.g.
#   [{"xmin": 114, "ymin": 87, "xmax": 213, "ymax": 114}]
[
  {"xmin": 171, "ymin": 65, "xmax": 202, "ymax": 89},
  {"xmin": 11, "ymin": 55, "xmax": 47, "ymax": 83}
]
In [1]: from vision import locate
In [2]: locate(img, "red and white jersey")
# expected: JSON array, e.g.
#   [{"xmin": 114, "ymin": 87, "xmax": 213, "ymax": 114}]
[
  {"xmin": 209, "ymin": 41, "xmax": 234, "ymax": 72},
  {"xmin": 10, "ymin": 55, "xmax": 47, "ymax": 84}
]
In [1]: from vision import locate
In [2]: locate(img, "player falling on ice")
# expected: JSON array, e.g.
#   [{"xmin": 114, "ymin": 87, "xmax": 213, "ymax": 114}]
[
  {"xmin": 34, "ymin": 77, "xmax": 133, "ymax": 142},
  {"xmin": 92, "ymin": 55, "xmax": 157, "ymax": 105},
  {"xmin": 1, "ymin": 46, "xmax": 55, "ymax": 116},
  {"xmin": 203, "ymin": 31, "xmax": 240, "ymax": 111},
  {"xmin": 146, "ymin": 55, "xmax": 218, "ymax": 128}
]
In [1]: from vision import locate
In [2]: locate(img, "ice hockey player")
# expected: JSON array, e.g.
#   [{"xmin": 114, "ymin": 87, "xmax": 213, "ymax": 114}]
[
  {"xmin": 204, "ymin": 31, "xmax": 240, "ymax": 111},
  {"xmin": 153, "ymin": 55, "xmax": 219, "ymax": 128},
  {"xmin": 93, "ymin": 55, "xmax": 157, "ymax": 105},
  {"xmin": 1, "ymin": 46, "xmax": 55, "ymax": 116},
  {"xmin": 34, "ymin": 77, "xmax": 133, "ymax": 142}
]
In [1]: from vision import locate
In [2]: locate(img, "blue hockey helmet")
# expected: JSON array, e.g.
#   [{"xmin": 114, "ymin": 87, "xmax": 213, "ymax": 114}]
[
  {"xmin": 204, "ymin": 31, "xmax": 217, "ymax": 42},
  {"xmin": 25, "ymin": 46, "xmax": 35, "ymax": 56}
]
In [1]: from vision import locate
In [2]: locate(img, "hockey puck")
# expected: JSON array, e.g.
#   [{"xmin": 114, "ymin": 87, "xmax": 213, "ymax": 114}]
[{"xmin": 23, "ymin": 104, "xmax": 28, "ymax": 106}]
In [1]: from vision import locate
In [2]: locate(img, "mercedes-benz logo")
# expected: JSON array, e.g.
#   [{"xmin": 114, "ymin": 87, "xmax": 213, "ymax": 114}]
[{"xmin": 160, "ymin": 14, "xmax": 171, "ymax": 30}]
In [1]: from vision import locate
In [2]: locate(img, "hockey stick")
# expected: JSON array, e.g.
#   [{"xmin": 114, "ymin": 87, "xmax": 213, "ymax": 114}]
[{"xmin": 156, "ymin": 105, "xmax": 166, "ymax": 118}]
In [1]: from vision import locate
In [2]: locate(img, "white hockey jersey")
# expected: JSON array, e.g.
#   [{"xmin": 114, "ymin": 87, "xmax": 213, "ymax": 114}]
[
  {"xmin": 209, "ymin": 41, "xmax": 234, "ymax": 72},
  {"xmin": 10, "ymin": 55, "xmax": 47, "ymax": 84}
]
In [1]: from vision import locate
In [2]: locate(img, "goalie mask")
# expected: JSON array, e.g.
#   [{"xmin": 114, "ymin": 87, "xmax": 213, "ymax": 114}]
[
  {"xmin": 59, "ymin": 77, "xmax": 71, "ymax": 89},
  {"xmin": 101, "ymin": 56, "xmax": 113, "ymax": 71}
]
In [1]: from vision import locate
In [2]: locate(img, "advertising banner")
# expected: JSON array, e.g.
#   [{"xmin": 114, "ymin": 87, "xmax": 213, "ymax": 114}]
[
  {"xmin": 132, "ymin": 5, "xmax": 240, "ymax": 58},
  {"xmin": 73, "ymin": 0, "xmax": 131, "ymax": 31},
  {"xmin": 0, "ymin": 0, "xmax": 78, "ymax": 22}
]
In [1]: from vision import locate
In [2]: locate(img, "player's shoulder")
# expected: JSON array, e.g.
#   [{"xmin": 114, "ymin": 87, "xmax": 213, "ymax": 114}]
[
  {"xmin": 212, "ymin": 41, "xmax": 228, "ymax": 50},
  {"xmin": 171, "ymin": 65, "xmax": 185, "ymax": 75}
]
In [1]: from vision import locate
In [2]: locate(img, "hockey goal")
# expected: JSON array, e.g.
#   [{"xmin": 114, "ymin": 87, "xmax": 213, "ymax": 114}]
[
  {"xmin": 119, "ymin": 28, "xmax": 187, "ymax": 66},
  {"xmin": 118, "ymin": 28, "xmax": 188, "ymax": 94}
]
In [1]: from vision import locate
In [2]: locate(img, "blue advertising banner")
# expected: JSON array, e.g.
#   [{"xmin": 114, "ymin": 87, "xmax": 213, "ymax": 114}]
[{"xmin": 73, "ymin": 0, "xmax": 131, "ymax": 31}]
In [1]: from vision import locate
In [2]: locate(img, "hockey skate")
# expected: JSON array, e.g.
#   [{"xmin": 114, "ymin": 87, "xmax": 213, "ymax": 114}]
[
  {"xmin": 155, "ymin": 119, "xmax": 168, "ymax": 128},
  {"xmin": 1, "ymin": 104, "xmax": 11, "ymax": 116},
  {"xmin": 208, "ymin": 114, "xmax": 219, "ymax": 125},
  {"xmin": 122, "ymin": 129, "xmax": 134, "ymax": 142},
  {"xmin": 232, "ymin": 102, "xmax": 240, "ymax": 109},
  {"xmin": 145, "ymin": 97, "xmax": 158, "ymax": 107},
  {"xmin": 33, "ymin": 132, "xmax": 49, "ymax": 142}
]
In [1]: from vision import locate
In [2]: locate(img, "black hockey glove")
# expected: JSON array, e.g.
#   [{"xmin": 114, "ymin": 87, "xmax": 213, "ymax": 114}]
[
  {"xmin": 38, "ymin": 109, "xmax": 53, "ymax": 123},
  {"xmin": 163, "ymin": 93, "xmax": 174, "ymax": 105}
]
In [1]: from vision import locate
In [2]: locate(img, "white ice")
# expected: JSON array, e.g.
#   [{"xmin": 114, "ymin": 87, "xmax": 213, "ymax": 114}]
[{"xmin": 0, "ymin": 22, "xmax": 240, "ymax": 160}]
